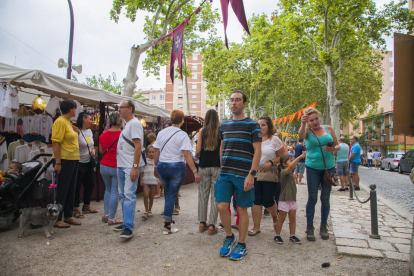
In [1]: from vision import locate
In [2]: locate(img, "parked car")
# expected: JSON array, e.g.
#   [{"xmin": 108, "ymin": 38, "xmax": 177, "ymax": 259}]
[
  {"xmin": 360, "ymin": 154, "xmax": 367, "ymax": 167},
  {"xmin": 399, "ymin": 150, "xmax": 414, "ymax": 174},
  {"xmin": 380, "ymin": 152, "xmax": 404, "ymax": 171}
]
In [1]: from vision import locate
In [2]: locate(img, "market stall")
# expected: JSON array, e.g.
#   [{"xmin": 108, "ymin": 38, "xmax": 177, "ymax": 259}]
[{"xmin": 0, "ymin": 62, "xmax": 171, "ymax": 200}]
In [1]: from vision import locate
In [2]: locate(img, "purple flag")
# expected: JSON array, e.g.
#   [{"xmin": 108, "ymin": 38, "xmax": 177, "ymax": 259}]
[
  {"xmin": 170, "ymin": 23, "xmax": 185, "ymax": 84},
  {"xmin": 220, "ymin": 0, "xmax": 250, "ymax": 48}
]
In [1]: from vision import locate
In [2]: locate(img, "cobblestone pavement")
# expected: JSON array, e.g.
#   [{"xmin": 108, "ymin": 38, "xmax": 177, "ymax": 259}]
[
  {"xmin": 330, "ymin": 186, "xmax": 413, "ymax": 262},
  {"xmin": 358, "ymin": 166, "xmax": 414, "ymax": 219}
]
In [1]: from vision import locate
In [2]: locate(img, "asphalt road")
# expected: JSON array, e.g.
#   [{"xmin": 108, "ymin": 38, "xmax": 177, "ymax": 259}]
[{"xmin": 358, "ymin": 166, "xmax": 414, "ymax": 217}]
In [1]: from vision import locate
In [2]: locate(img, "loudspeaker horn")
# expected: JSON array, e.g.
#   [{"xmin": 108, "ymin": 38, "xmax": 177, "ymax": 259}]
[
  {"xmin": 58, "ymin": 58, "xmax": 68, "ymax": 68},
  {"xmin": 72, "ymin": 64, "xmax": 82, "ymax": 74}
]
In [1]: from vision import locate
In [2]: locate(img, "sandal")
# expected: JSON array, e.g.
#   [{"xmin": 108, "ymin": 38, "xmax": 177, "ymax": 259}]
[
  {"xmin": 108, "ymin": 219, "xmax": 123, "ymax": 225},
  {"xmin": 142, "ymin": 212, "xmax": 148, "ymax": 219},
  {"xmin": 102, "ymin": 215, "xmax": 109, "ymax": 223},
  {"xmin": 54, "ymin": 221, "xmax": 71, "ymax": 228},
  {"xmin": 160, "ymin": 192, "xmax": 164, "ymax": 197},
  {"xmin": 248, "ymin": 229, "xmax": 261, "ymax": 236},
  {"xmin": 163, "ymin": 220, "xmax": 178, "ymax": 235},
  {"xmin": 208, "ymin": 224, "xmax": 218, "ymax": 235},
  {"xmin": 148, "ymin": 211, "xmax": 153, "ymax": 218},
  {"xmin": 199, "ymin": 222, "xmax": 209, "ymax": 232},
  {"xmin": 82, "ymin": 205, "xmax": 98, "ymax": 213},
  {"xmin": 173, "ymin": 206, "xmax": 180, "ymax": 216},
  {"xmin": 63, "ymin": 217, "xmax": 81, "ymax": 226},
  {"xmin": 73, "ymin": 209, "xmax": 85, "ymax": 219},
  {"xmin": 231, "ymin": 224, "xmax": 239, "ymax": 230}
]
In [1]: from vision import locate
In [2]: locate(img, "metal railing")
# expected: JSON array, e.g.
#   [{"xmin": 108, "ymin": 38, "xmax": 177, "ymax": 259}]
[{"xmin": 349, "ymin": 175, "xmax": 380, "ymax": 239}]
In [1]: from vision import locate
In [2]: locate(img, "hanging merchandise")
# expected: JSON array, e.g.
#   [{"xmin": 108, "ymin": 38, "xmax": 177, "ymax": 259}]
[
  {"xmin": 34, "ymin": 114, "xmax": 53, "ymax": 142},
  {"xmin": 70, "ymin": 100, "xmax": 84, "ymax": 121},
  {"xmin": 32, "ymin": 96, "xmax": 46, "ymax": 111},
  {"xmin": 21, "ymin": 115, "xmax": 38, "ymax": 134},
  {"xmin": 14, "ymin": 144, "xmax": 30, "ymax": 163},
  {"xmin": 45, "ymin": 96, "xmax": 63, "ymax": 117},
  {"xmin": 154, "ymin": 1, "xmax": 206, "ymax": 83},
  {"xmin": 220, "ymin": 0, "xmax": 250, "ymax": 49},
  {"xmin": 22, "ymin": 133, "xmax": 46, "ymax": 143},
  {"xmin": 273, "ymin": 101, "xmax": 319, "ymax": 126},
  {"xmin": 7, "ymin": 139, "xmax": 26, "ymax": 162},
  {"xmin": 0, "ymin": 136, "xmax": 8, "ymax": 171},
  {"xmin": 16, "ymin": 105, "xmax": 29, "ymax": 117},
  {"xmin": 0, "ymin": 84, "xmax": 12, "ymax": 118},
  {"xmin": 3, "ymin": 112, "xmax": 19, "ymax": 132},
  {"xmin": 3, "ymin": 85, "xmax": 19, "ymax": 109}
]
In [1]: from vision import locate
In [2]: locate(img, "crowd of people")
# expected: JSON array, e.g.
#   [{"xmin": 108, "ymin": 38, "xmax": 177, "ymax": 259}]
[{"xmin": 48, "ymin": 91, "xmax": 352, "ymax": 261}]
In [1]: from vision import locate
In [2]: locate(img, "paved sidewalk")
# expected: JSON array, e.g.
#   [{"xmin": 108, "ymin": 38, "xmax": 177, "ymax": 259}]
[
  {"xmin": 0, "ymin": 181, "xmax": 411, "ymax": 275},
  {"xmin": 330, "ymin": 183, "xmax": 413, "ymax": 262}
]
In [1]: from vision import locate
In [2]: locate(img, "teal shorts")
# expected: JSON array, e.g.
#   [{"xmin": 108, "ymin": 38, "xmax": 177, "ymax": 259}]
[{"xmin": 214, "ymin": 174, "xmax": 255, "ymax": 208}]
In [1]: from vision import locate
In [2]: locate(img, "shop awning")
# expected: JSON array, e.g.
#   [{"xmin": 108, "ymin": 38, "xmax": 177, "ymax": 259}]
[{"xmin": 0, "ymin": 62, "xmax": 171, "ymax": 118}]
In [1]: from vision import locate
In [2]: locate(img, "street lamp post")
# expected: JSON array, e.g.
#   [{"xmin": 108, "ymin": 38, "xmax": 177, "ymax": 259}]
[
  {"xmin": 66, "ymin": 0, "xmax": 74, "ymax": 80},
  {"xmin": 382, "ymin": 133, "xmax": 387, "ymax": 156}
]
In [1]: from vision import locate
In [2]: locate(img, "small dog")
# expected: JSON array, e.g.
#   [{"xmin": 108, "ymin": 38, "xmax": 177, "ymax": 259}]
[{"xmin": 17, "ymin": 204, "xmax": 62, "ymax": 238}]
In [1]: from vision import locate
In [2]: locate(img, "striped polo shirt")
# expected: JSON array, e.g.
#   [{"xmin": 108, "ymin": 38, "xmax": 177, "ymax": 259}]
[{"xmin": 219, "ymin": 117, "xmax": 262, "ymax": 178}]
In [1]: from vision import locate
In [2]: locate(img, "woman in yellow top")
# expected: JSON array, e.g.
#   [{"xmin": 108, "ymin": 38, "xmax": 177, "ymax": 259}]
[{"xmin": 52, "ymin": 100, "xmax": 81, "ymax": 228}]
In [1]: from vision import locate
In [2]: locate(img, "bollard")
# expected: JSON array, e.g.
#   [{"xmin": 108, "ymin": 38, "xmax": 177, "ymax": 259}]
[
  {"xmin": 369, "ymin": 184, "xmax": 380, "ymax": 239},
  {"xmin": 349, "ymin": 175, "xmax": 354, "ymax": 200}
]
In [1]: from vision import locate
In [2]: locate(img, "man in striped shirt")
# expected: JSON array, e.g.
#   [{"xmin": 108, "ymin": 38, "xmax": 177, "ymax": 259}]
[{"xmin": 215, "ymin": 91, "xmax": 262, "ymax": 261}]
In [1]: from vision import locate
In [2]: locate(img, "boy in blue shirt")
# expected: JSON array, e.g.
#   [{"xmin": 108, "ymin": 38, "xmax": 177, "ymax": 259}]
[{"xmin": 349, "ymin": 136, "xmax": 361, "ymax": 190}]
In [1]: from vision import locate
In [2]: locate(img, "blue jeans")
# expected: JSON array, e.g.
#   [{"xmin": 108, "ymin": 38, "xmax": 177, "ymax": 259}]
[
  {"xmin": 367, "ymin": 159, "xmax": 372, "ymax": 168},
  {"xmin": 118, "ymin": 166, "xmax": 142, "ymax": 231},
  {"xmin": 157, "ymin": 162, "xmax": 186, "ymax": 220},
  {"xmin": 305, "ymin": 166, "xmax": 335, "ymax": 226},
  {"xmin": 100, "ymin": 165, "xmax": 119, "ymax": 221}
]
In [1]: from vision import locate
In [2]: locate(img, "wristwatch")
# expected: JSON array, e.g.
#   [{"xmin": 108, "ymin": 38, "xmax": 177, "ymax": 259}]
[
  {"xmin": 268, "ymin": 160, "xmax": 274, "ymax": 165},
  {"xmin": 133, "ymin": 164, "xmax": 138, "ymax": 168},
  {"xmin": 249, "ymin": 170, "xmax": 257, "ymax": 176},
  {"xmin": 192, "ymin": 168, "xmax": 197, "ymax": 173}
]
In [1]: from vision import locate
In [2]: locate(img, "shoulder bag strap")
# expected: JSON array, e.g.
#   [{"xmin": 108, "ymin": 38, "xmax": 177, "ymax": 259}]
[
  {"xmin": 80, "ymin": 130, "xmax": 93, "ymax": 158},
  {"xmin": 161, "ymin": 130, "xmax": 182, "ymax": 152},
  {"xmin": 308, "ymin": 127, "xmax": 327, "ymax": 170},
  {"xmin": 121, "ymin": 133, "xmax": 147, "ymax": 165},
  {"xmin": 100, "ymin": 137, "xmax": 119, "ymax": 160}
]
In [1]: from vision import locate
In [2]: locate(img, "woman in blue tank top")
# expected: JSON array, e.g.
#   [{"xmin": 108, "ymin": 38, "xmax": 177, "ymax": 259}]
[{"xmin": 298, "ymin": 108, "xmax": 340, "ymax": 242}]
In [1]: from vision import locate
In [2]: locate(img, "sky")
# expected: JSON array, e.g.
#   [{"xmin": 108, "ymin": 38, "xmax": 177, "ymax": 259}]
[{"xmin": 0, "ymin": 0, "xmax": 396, "ymax": 91}]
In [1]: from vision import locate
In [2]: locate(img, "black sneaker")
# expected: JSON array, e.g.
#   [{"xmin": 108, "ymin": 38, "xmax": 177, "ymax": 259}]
[
  {"xmin": 355, "ymin": 186, "xmax": 361, "ymax": 191},
  {"xmin": 120, "ymin": 228, "xmax": 133, "ymax": 239},
  {"xmin": 338, "ymin": 188, "xmax": 346, "ymax": 192},
  {"xmin": 264, "ymin": 209, "xmax": 270, "ymax": 216},
  {"xmin": 113, "ymin": 225, "xmax": 123, "ymax": 232},
  {"xmin": 289, "ymin": 235, "xmax": 302, "ymax": 244},
  {"xmin": 345, "ymin": 187, "xmax": 349, "ymax": 191},
  {"xmin": 274, "ymin": 235, "xmax": 284, "ymax": 244}
]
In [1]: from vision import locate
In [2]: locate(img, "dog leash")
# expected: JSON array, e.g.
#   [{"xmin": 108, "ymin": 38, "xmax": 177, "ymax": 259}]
[{"xmin": 53, "ymin": 172, "xmax": 57, "ymax": 204}]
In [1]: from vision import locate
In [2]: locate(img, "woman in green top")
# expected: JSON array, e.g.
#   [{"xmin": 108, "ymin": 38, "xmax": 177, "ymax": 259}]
[{"xmin": 298, "ymin": 108, "xmax": 340, "ymax": 241}]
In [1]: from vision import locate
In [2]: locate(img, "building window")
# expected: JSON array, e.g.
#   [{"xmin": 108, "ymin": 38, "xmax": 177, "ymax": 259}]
[
  {"xmin": 192, "ymin": 94, "xmax": 197, "ymax": 99},
  {"xmin": 191, "ymin": 103, "xmax": 197, "ymax": 109},
  {"xmin": 390, "ymin": 86, "xmax": 394, "ymax": 92},
  {"xmin": 389, "ymin": 67, "xmax": 393, "ymax": 72},
  {"xmin": 178, "ymin": 94, "xmax": 183, "ymax": 99},
  {"xmin": 389, "ymin": 57, "xmax": 393, "ymax": 63},
  {"xmin": 151, "ymin": 94, "xmax": 156, "ymax": 100},
  {"xmin": 160, "ymin": 104, "xmax": 165, "ymax": 109},
  {"xmin": 160, "ymin": 94, "xmax": 165, "ymax": 100},
  {"xmin": 390, "ymin": 127, "xmax": 394, "ymax": 141},
  {"xmin": 192, "ymin": 65, "xmax": 197, "ymax": 70},
  {"xmin": 389, "ymin": 114, "xmax": 393, "ymax": 123},
  {"xmin": 381, "ymin": 129, "xmax": 385, "ymax": 142},
  {"xmin": 192, "ymin": 73, "xmax": 197, "ymax": 80},
  {"xmin": 178, "ymin": 104, "xmax": 183, "ymax": 109},
  {"xmin": 192, "ymin": 84, "xmax": 197, "ymax": 89},
  {"xmin": 192, "ymin": 54, "xmax": 198, "ymax": 60},
  {"xmin": 390, "ymin": 76, "xmax": 394, "ymax": 82},
  {"xmin": 178, "ymin": 84, "xmax": 183, "ymax": 89}
]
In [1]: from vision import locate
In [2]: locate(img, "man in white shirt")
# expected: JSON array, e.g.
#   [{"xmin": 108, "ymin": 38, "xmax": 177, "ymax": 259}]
[{"xmin": 114, "ymin": 100, "xmax": 145, "ymax": 239}]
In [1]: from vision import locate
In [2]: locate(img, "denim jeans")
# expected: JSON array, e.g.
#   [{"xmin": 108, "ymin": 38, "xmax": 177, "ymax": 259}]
[
  {"xmin": 305, "ymin": 166, "xmax": 335, "ymax": 226},
  {"xmin": 367, "ymin": 159, "xmax": 373, "ymax": 168},
  {"xmin": 118, "ymin": 166, "xmax": 142, "ymax": 231},
  {"xmin": 100, "ymin": 165, "xmax": 119, "ymax": 221},
  {"xmin": 157, "ymin": 162, "xmax": 186, "ymax": 220}
]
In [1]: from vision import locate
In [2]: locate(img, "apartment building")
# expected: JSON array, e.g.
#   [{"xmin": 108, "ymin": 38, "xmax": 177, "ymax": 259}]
[
  {"xmin": 135, "ymin": 88, "xmax": 166, "ymax": 109},
  {"xmin": 341, "ymin": 51, "xmax": 414, "ymax": 155},
  {"xmin": 165, "ymin": 52, "xmax": 226, "ymax": 119}
]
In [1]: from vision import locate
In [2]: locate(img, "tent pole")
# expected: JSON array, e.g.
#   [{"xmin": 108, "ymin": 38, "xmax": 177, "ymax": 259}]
[{"xmin": 67, "ymin": 0, "xmax": 74, "ymax": 80}]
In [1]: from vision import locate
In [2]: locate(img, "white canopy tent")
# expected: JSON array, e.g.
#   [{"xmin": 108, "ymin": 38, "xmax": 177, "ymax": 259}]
[{"xmin": 0, "ymin": 62, "xmax": 170, "ymax": 118}]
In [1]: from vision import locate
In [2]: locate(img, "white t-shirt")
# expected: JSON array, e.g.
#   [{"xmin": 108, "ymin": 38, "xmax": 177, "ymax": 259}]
[
  {"xmin": 0, "ymin": 137, "xmax": 9, "ymax": 171},
  {"xmin": 22, "ymin": 116, "xmax": 38, "ymax": 134},
  {"xmin": 78, "ymin": 129, "xmax": 94, "ymax": 163},
  {"xmin": 260, "ymin": 135, "xmax": 283, "ymax": 167},
  {"xmin": 153, "ymin": 126, "xmax": 193, "ymax": 163},
  {"xmin": 367, "ymin": 152, "xmax": 373, "ymax": 160},
  {"xmin": 3, "ymin": 85, "xmax": 19, "ymax": 109},
  {"xmin": 70, "ymin": 100, "xmax": 84, "ymax": 121},
  {"xmin": 14, "ymin": 144, "xmax": 30, "ymax": 162},
  {"xmin": 0, "ymin": 85, "xmax": 12, "ymax": 118},
  {"xmin": 34, "ymin": 114, "xmax": 53, "ymax": 142},
  {"xmin": 45, "ymin": 96, "xmax": 63, "ymax": 117},
  {"xmin": 3, "ymin": 112, "xmax": 19, "ymax": 132},
  {"xmin": 117, "ymin": 118, "xmax": 145, "ymax": 168}
]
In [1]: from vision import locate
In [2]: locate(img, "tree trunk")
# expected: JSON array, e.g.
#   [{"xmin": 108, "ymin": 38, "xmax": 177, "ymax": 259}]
[
  {"xmin": 122, "ymin": 41, "xmax": 154, "ymax": 97},
  {"xmin": 326, "ymin": 65, "xmax": 342, "ymax": 137}
]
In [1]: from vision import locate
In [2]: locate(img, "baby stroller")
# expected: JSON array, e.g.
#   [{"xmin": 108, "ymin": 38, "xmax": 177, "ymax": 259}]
[{"xmin": 0, "ymin": 153, "xmax": 53, "ymax": 229}]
